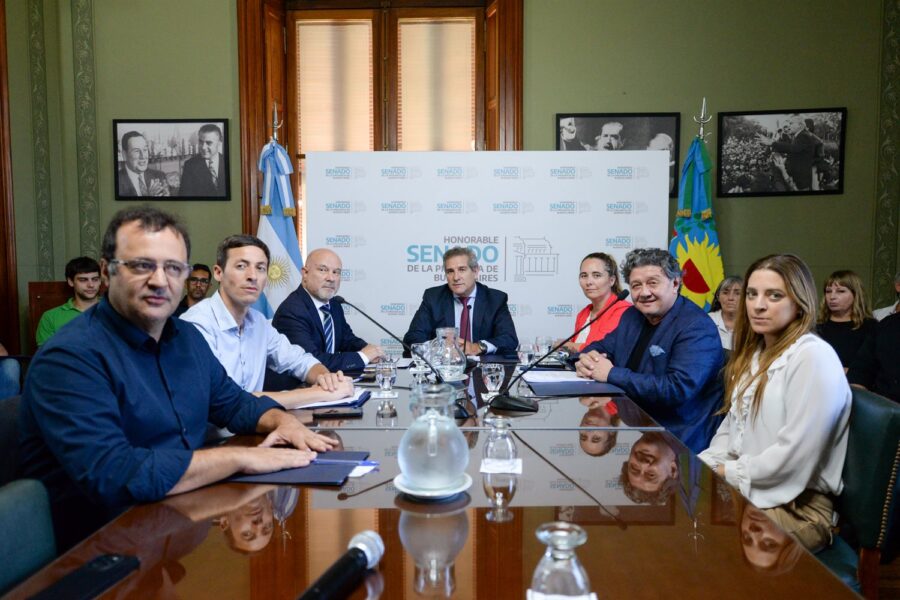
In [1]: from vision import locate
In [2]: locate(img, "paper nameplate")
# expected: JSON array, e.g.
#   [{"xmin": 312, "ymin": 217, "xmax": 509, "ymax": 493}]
[
  {"xmin": 480, "ymin": 458, "xmax": 523, "ymax": 474},
  {"xmin": 527, "ymin": 592, "xmax": 597, "ymax": 600}
]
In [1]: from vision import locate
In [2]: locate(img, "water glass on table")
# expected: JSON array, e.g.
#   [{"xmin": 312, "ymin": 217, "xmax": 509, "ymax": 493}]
[
  {"xmin": 374, "ymin": 361, "xmax": 398, "ymax": 398},
  {"xmin": 481, "ymin": 363, "xmax": 505, "ymax": 401},
  {"xmin": 516, "ymin": 343, "xmax": 535, "ymax": 368}
]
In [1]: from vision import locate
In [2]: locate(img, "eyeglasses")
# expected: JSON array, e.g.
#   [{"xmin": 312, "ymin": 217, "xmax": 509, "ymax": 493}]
[
  {"xmin": 109, "ymin": 258, "xmax": 192, "ymax": 279},
  {"xmin": 187, "ymin": 277, "xmax": 211, "ymax": 284}
]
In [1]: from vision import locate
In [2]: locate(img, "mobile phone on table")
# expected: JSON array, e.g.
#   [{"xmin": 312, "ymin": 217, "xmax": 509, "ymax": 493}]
[
  {"xmin": 31, "ymin": 553, "xmax": 140, "ymax": 599},
  {"xmin": 313, "ymin": 407, "xmax": 364, "ymax": 419}
]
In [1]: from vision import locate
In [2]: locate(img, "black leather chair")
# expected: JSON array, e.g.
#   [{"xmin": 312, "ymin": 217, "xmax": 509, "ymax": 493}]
[
  {"xmin": 0, "ymin": 395, "xmax": 20, "ymax": 486},
  {"xmin": 816, "ymin": 387, "xmax": 900, "ymax": 599}
]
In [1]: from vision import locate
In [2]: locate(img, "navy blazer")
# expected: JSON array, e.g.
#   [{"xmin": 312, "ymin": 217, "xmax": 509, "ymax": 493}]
[
  {"xmin": 581, "ymin": 296, "xmax": 724, "ymax": 454},
  {"xmin": 402, "ymin": 282, "xmax": 519, "ymax": 356},
  {"xmin": 270, "ymin": 286, "xmax": 368, "ymax": 374}
]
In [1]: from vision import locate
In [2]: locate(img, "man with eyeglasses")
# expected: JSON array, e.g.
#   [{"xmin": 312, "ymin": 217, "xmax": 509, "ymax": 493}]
[
  {"xmin": 269, "ymin": 248, "xmax": 384, "ymax": 382},
  {"xmin": 182, "ymin": 235, "xmax": 353, "ymax": 409},
  {"xmin": 173, "ymin": 263, "xmax": 212, "ymax": 317},
  {"xmin": 19, "ymin": 206, "xmax": 337, "ymax": 551}
]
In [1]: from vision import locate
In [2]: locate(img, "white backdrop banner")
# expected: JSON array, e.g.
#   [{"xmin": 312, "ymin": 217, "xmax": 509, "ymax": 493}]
[{"xmin": 305, "ymin": 151, "xmax": 669, "ymax": 353}]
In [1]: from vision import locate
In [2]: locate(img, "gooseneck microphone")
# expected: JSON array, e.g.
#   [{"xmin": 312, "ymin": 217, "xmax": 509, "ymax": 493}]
[
  {"xmin": 490, "ymin": 289, "xmax": 630, "ymax": 413},
  {"xmin": 332, "ymin": 296, "xmax": 445, "ymax": 383},
  {"xmin": 298, "ymin": 530, "xmax": 385, "ymax": 600}
]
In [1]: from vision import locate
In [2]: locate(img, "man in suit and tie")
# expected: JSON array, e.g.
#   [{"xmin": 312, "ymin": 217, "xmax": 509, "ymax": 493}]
[
  {"xmin": 270, "ymin": 248, "xmax": 385, "ymax": 379},
  {"xmin": 403, "ymin": 246, "xmax": 519, "ymax": 356},
  {"xmin": 179, "ymin": 123, "xmax": 227, "ymax": 197},
  {"xmin": 117, "ymin": 131, "xmax": 170, "ymax": 197},
  {"xmin": 757, "ymin": 115, "xmax": 820, "ymax": 191}
]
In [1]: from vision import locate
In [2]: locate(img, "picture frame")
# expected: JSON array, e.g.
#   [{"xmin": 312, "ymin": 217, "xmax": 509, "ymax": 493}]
[
  {"xmin": 555, "ymin": 112, "xmax": 681, "ymax": 197},
  {"xmin": 113, "ymin": 119, "xmax": 230, "ymax": 201},
  {"xmin": 717, "ymin": 108, "xmax": 846, "ymax": 197}
]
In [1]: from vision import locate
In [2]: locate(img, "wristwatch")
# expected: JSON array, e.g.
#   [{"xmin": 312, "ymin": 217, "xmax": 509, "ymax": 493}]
[{"xmin": 477, "ymin": 341, "xmax": 488, "ymax": 355}]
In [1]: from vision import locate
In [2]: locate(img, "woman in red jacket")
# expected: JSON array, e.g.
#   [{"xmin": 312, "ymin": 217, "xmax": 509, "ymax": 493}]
[{"xmin": 562, "ymin": 252, "xmax": 631, "ymax": 352}]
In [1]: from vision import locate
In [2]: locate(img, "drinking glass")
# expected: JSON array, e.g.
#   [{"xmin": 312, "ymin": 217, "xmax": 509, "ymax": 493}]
[
  {"xmin": 534, "ymin": 336, "xmax": 553, "ymax": 358},
  {"xmin": 516, "ymin": 343, "xmax": 535, "ymax": 367},
  {"xmin": 483, "ymin": 473, "xmax": 517, "ymax": 523},
  {"xmin": 481, "ymin": 363, "xmax": 505, "ymax": 401},
  {"xmin": 483, "ymin": 416, "xmax": 517, "ymax": 461},
  {"xmin": 374, "ymin": 362, "xmax": 398, "ymax": 398},
  {"xmin": 410, "ymin": 342, "xmax": 429, "ymax": 372},
  {"xmin": 530, "ymin": 522, "xmax": 593, "ymax": 597}
]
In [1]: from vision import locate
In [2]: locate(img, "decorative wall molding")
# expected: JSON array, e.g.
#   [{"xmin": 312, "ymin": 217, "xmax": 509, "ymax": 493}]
[
  {"xmin": 71, "ymin": 0, "xmax": 100, "ymax": 258},
  {"xmin": 874, "ymin": 0, "xmax": 900, "ymax": 307},
  {"xmin": 27, "ymin": 0, "xmax": 53, "ymax": 279}
]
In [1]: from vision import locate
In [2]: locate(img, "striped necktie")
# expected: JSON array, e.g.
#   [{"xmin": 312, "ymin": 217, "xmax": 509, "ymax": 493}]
[{"xmin": 320, "ymin": 304, "xmax": 334, "ymax": 352}]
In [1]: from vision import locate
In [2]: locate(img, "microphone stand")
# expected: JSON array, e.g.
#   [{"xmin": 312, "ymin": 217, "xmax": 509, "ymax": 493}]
[
  {"xmin": 490, "ymin": 289, "xmax": 630, "ymax": 413},
  {"xmin": 333, "ymin": 296, "xmax": 445, "ymax": 383}
]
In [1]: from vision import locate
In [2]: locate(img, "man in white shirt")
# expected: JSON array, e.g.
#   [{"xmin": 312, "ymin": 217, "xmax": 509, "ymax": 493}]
[
  {"xmin": 873, "ymin": 271, "xmax": 900, "ymax": 321},
  {"xmin": 182, "ymin": 235, "xmax": 353, "ymax": 408}
]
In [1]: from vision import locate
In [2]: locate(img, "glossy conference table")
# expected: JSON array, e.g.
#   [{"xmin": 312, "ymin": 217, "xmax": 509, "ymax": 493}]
[{"xmin": 9, "ymin": 367, "xmax": 857, "ymax": 599}]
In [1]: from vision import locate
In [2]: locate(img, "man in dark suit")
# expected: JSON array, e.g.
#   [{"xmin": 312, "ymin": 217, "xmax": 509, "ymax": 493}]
[
  {"xmin": 179, "ymin": 123, "xmax": 227, "ymax": 197},
  {"xmin": 758, "ymin": 115, "xmax": 819, "ymax": 191},
  {"xmin": 403, "ymin": 246, "xmax": 519, "ymax": 356},
  {"xmin": 117, "ymin": 131, "xmax": 169, "ymax": 197},
  {"xmin": 270, "ymin": 248, "xmax": 384, "ymax": 377},
  {"xmin": 575, "ymin": 248, "xmax": 724, "ymax": 453}
]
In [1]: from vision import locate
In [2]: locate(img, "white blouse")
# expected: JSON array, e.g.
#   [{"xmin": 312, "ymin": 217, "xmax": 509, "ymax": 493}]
[
  {"xmin": 699, "ymin": 333, "xmax": 851, "ymax": 509},
  {"xmin": 707, "ymin": 310, "xmax": 733, "ymax": 350}
]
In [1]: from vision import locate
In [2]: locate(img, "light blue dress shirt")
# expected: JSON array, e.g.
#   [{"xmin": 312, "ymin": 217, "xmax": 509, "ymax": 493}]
[{"xmin": 181, "ymin": 291, "xmax": 320, "ymax": 392}]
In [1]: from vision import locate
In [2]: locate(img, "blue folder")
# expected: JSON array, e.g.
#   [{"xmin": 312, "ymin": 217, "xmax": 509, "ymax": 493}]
[{"xmin": 227, "ymin": 451, "xmax": 370, "ymax": 486}]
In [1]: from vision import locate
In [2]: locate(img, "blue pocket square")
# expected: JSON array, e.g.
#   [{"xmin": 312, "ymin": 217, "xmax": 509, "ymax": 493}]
[{"xmin": 649, "ymin": 345, "xmax": 666, "ymax": 357}]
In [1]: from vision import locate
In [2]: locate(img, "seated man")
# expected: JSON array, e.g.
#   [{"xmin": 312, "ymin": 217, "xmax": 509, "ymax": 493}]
[
  {"xmin": 847, "ymin": 312, "xmax": 900, "ymax": 402},
  {"xmin": 173, "ymin": 263, "xmax": 211, "ymax": 317},
  {"xmin": 35, "ymin": 256, "xmax": 101, "ymax": 346},
  {"xmin": 19, "ymin": 207, "xmax": 336, "ymax": 551},
  {"xmin": 575, "ymin": 248, "xmax": 724, "ymax": 453},
  {"xmin": 403, "ymin": 246, "xmax": 519, "ymax": 357},
  {"xmin": 271, "ymin": 248, "xmax": 384, "ymax": 374},
  {"xmin": 182, "ymin": 235, "xmax": 352, "ymax": 408},
  {"xmin": 873, "ymin": 270, "xmax": 900, "ymax": 321}
]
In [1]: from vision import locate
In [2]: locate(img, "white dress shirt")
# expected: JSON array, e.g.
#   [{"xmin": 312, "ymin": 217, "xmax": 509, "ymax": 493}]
[
  {"xmin": 707, "ymin": 310, "xmax": 733, "ymax": 350},
  {"xmin": 873, "ymin": 300, "xmax": 899, "ymax": 321},
  {"xmin": 304, "ymin": 288, "xmax": 370, "ymax": 365},
  {"xmin": 181, "ymin": 291, "xmax": 320, "ymax": 392},
  {"xmin": 699, "ymin": 333, "xmax": 850, "ymax": 509},
  {"xmin": 452, "ymin": 285, "xmax": 496, "ymax": 353}
]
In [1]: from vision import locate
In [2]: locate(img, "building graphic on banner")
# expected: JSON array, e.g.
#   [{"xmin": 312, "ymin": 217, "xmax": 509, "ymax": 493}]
[{"xmin": 513, "ymin": 237, "xmax": 559, "ymax": 282}]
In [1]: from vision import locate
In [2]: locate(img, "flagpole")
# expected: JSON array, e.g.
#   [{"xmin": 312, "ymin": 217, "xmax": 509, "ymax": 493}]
[{"xmin": 693, "ymin": 97, "xmax": 711, "ymax": 141}]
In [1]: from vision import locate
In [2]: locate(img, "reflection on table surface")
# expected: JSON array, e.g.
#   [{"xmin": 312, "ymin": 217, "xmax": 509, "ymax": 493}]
[
  {"xmin": 9, "ymin": 429, "xmax": 855, "ymax": 599},
  {"xmin": 298, "ymin": 365, "xmax": 663, "ymax": 431}
]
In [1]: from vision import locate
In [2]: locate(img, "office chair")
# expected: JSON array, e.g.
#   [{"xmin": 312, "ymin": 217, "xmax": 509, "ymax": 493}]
[
  {"xmin": 816, "ymin": 387, "xmax": 900, "ymax": 599},
  {"xmin": 0, "ymin": 479, "xmax": 56, "ymax": 594}
]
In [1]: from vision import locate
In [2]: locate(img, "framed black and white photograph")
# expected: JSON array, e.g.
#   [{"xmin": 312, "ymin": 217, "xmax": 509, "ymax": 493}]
[
  {"xmin": 113, "ymin": 119, "xmax": 230, "ymax": 201},
  {"xmin": 717, "ymin": 108, "xmax": 846, "ymax": 197},
  {"xmin": 555, "ymin": 112, "xmax": 681, "ymax": 197}
]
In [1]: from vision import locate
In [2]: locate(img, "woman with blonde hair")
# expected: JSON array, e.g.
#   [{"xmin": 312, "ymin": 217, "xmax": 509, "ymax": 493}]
[
  {"xmin": 699, "ymin": 254, "xmax": 850, "ymax": 552},
  {"xmin": 816, "ymin": 269, "xmax": 877, "ymax": 368}
]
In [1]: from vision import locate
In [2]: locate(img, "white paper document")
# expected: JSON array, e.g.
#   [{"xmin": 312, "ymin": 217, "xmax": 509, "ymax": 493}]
[
  {"xmin": 479, "ymin": 458, "xmax": 523, "ymax": 474},
  {"xmin": 522, "ymin": 371, "xmax": 587, "ymax": 384},
  {"xmin": 300, "ymin": 388, "xmax": 368, "ymax": 409}
]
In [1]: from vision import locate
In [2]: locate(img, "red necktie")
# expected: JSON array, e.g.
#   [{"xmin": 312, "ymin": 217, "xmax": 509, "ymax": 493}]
[{"xmin": 458, "ymin": 296, "xmax": 471, "ymax": 342}]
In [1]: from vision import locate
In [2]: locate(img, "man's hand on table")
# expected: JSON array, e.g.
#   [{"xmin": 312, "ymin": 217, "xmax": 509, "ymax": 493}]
[
  {"xmin": 257, "ymin": 409, "xmax": 339, "ymax": 452},
  {"xmin": 316, "ymin": 370, "xmax": 349, "ymax": 392},
  {"xmin": 575, "ymin": 350, "xmax": 614, "ymax": 382},
  {"xmin": 362, "ymin": 344, "xmax": 385, "ymax": 362}
]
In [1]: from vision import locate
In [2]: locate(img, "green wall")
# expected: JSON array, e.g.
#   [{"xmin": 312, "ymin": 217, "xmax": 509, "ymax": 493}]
[
  {"xmin": 7, "ymin": 0, "xmax": 897, "ymax": 348},
  {"xmin": 7, "ymin": 0, "xmax": 242, "ymax": 349},
  {"xmin": 524, "ymin": 0, "xmax": 886, "ymax": 291}
]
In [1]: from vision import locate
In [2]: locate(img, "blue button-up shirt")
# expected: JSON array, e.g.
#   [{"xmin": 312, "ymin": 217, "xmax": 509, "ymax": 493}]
[
  {"xmin": 19, "ymin": 299, "xmax": 281, "ymax": 545},
  {"xmin": 180, "ymin": 291, "xmax": 320, "ymax": 393}
]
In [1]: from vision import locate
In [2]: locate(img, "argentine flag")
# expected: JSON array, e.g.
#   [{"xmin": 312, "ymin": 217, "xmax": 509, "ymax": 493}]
[{"xmin": 253, "ymin": 140, "xmax": 303, "ymax": 318}]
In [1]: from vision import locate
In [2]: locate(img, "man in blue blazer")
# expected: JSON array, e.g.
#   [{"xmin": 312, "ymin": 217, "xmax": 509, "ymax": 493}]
[
  {"xmin": 403, "ymin": 247, "xmax": 519, "ymax": 357},
  {"xmin": 269, "ymin": 249, "xmax": 384, "ymax": 383},
  {"xmin": 575, "ymin": 248, "xmax": 724, "ymax": 454}
]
